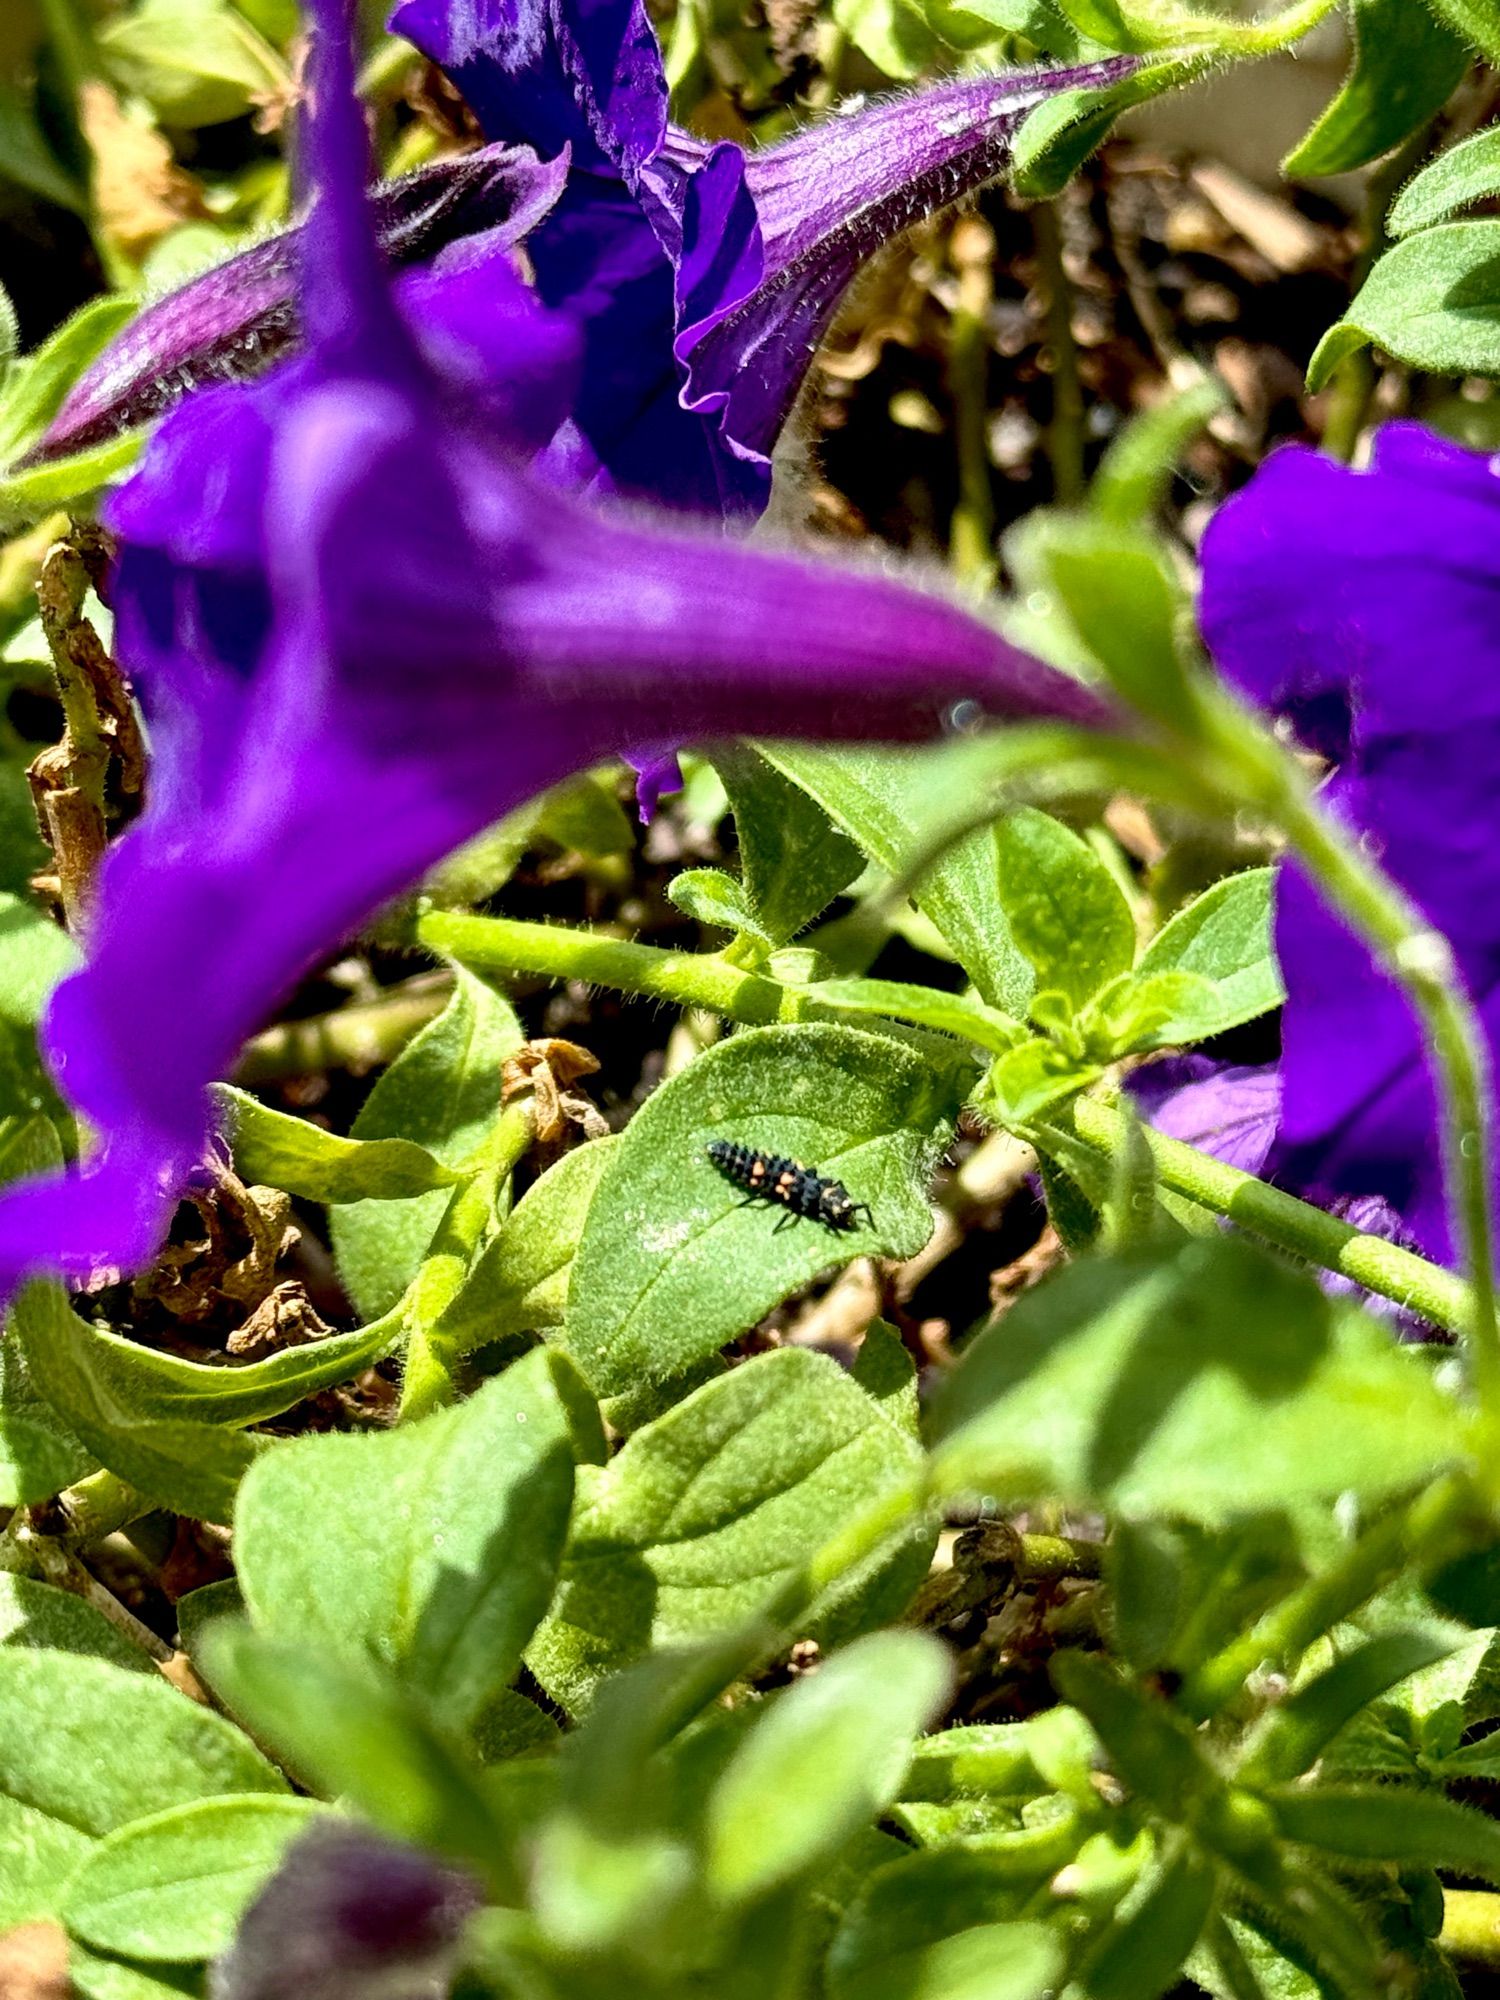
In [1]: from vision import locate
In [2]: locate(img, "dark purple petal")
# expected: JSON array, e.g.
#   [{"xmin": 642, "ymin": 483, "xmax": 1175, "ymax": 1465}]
[
  {"xmin": 391, "ymin": 0, "xmax": 666, "ymax": 176},
  {"xmin": 1200, "ymin": 422, "xmax": 1500, "ymax": 1262},
  {"xmin": 210, "ymin": 1821, "xmax": 480, "ymax": 2000},
  {"xmin": 0, "ymin": 0, "xmax": 1117, "ymax": 1300},
  {"xmin": 672, "ymin": 59, "xmax": 1139, "ymax": 472},
  {"xmin": 28, "ymin": 145, "xmax": 566, "ymax": 467},
  {"xmin": 1129, "ymin": 1054, "xmax": 1281, "ymax": 1176}
]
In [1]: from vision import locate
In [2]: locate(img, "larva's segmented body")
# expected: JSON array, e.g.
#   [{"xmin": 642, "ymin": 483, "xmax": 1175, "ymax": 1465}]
[{"xmin": 707, "ymin": 1139, "xmax": 873, "ymax": 1233}]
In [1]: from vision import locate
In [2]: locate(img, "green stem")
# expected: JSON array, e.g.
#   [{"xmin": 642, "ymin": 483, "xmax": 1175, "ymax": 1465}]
[
  {"xmin": 1209, "ymin": 0, "xmax": 1342, "ymax": 54},
  {"xmin": 399, "ymin": 1099, "xmax": 535, "ymax": 1421},
  {"xmin": 1032, "ymin": 200, "xmax": 1085, "ymax": 508},
  {"xmin": 416, "ymin": 909, "xmax": 817, "ymax": 1025},
  {"xmin": 236, "ymin": 978, "xmax": 451, "ymax": 1082},
  {"xmin": 1057, "ymin": 1095, "xmax": 1472, "ymax": 1336},
  {"xmin": 1183, "ymin": 1474, "xmax": 1481, "ymax": 1719},
  {"xmin": 1441, "ymin": 1890, "xmax": 1500, "ymax": 1968},
  {"xmin": 48, "ymin": 1467, "xmax": 150, "ymax": 1544}
]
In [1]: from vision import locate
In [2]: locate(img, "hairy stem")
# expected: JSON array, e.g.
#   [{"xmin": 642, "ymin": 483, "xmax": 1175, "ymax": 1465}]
[
  {"xmin": 1441, "ymin": 1890, "xmax": 1500, "ymax": 1968},
  {"xmin": 1032, "ymin": 199, "xmax": 1085, "ymax": 508}
]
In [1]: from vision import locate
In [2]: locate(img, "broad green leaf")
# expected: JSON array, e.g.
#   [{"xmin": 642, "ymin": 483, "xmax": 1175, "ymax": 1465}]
[
  {"xmin": 0, "ymin": 1574, "xmax": 153, "ymax": 1674},
  {"xmin": 0, "ymin": 892, "xmax": 79, "ymax": 1024},
  {"xmin": 1283, "ymin": 0, "xmax": 1468, "ymax": 178},
  {"xmin": 1307, "ymin": 222, "xmax": 1500, "ymax": 391},
  {"xmin": 564, "ymin": 1023, "xmax": 963, "ymax": 1396},
  {"xmin": 69, "ymin": 1947, "xmax": 201, "ymax": 2000},
  {"xmin": 1011, "ymin": 56, "xmax": 1206, "ymax": 199},
  {"xmin": 1090, "ymin": 378, "xmax": 1229, "ymax": 526},
  {"xmin": 0, "ymin": 298, "xmax": 136, "ymax": 465},
  {"xmin": 10, "ymin": 1282, "xmax": 262, "ymax": 1521},
  {"xmin": 1108, "ymin": 1516, "xmax": 1308, "ymax": 1680},
  {"xmin": 831, "ymin": 0, "xmax": 943, "ymax": 76},
  {"xmin": 99, "ymin": 0, "xmax": 288, "ymax": 125},
  {"xmin": 1133, "ymin": 869, "xmax": 1282, "ymax": 1035},
  {"xmin": 1322, "ymin": 1626, "xmax": 1500, "ymax": 1777},
  {"xmin": 828, "ymin": 1853, "xmax": 1067, "ymax": 2000},
  {"xmin": 434, "ymin": 1135, "xmax": 619, "ymax": 1357},
  {"xmin": 0, "ymin": 81, "xmax": 86, "ymax": 213},
  {"xmin": 852, "ymin": 1319, "xmax": 921, "ymax": 1438},
  {"xmin": 0, "ymin": 1291, "xmax": 95, "ymax": 1504},
  {"xmin": 1426, "ymin": 0, "xmax": 1500, "ymax": 63},
  {"xmin": 1052, "ymin": 0, "xmax": 1134, "ymax": 46},
  {"xmin": 0, "ymin": 1649, "xmax": 283, "ymax": 1928},
  {"xmin": 200, "ymin": 1629, "xmax": 506, "ymax": 1875},
  {"xmin": 1391, "ymin": 126, "xmax": 1500, "ymax": 235},
  {"xmin": 796, "ymin": 974, "xmax": 1024, "ymax": 1053},
  {"xmin": 930, "ymin": 1237, "xmax": 1472, "ymax": 1520},
  {"xmin": 994, "ymin": 808, "xmax": 1136, "ymax": 1014},
  {"xmin": 528, "ymin": 1347, "xmax": 935, "ymax": 1713},
  {"xmin": 666, "ymin": 868, "xmax": 768, "ymax": 948},
  {"xmin": 234, "ymin": 1349, "xmax": 581, "ymax": 1736},
  {"xmin": 761, "ymin": 743, "xmax": 1034, "ymax": 1013},
  {"xmin": 708, "ymin": 745, "xmax": 864, "ymax": 947},
  {"xmin": 330, "ymin": 966, "xmax": 523, "ymax": 1319},
  {"xmin": 706, "ymin": 1630, "xmax": 949, "ymax": 1902},
  {"xmin": 64, "ymin": 1796, "xmax": 323, "ymax": 1962},
  {"xmin": 213, "ymin": 1084, "xmax": 460, "ymax": 1204}
]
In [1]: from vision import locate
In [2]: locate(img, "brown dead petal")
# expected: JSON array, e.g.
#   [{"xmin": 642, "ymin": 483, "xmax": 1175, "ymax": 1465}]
[
  {"xmin": 80, "ymin": 82, "xmax": 206, "ymax": 260},
  {"xmin": 1188, "ymin": 161, "xmax": 1326, "ymax": 275},
  {"xmin": 990, "ymin": 1225, "xmax": 1065, "ymax": 1311},
  {"xmin": 504, "ymin": 1037, "xmax": 601, "ymax": 1145},
  {"xmin": 226, "ymin": 1279, "xmax": 331, "ymax": 1357},
  {"xmin": 1104, "ymin": 797, "xmax": 1165, "ymax": 868},
  {"xmin": 786, "ymin": 1258, "xmax": 881, "ymax": 1352},
  {"xmin": 0, "ymin": 1922, "xmax": 68, "ymax": 2000}
]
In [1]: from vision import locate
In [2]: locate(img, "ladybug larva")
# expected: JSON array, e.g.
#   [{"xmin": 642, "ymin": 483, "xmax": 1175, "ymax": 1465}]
[{"xmin": 707, "ymin": 1139, "xmax": 873, "ymax": 1233}]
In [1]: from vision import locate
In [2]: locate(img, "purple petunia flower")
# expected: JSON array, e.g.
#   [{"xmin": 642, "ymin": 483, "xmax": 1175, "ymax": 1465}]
[
  {"xmin": 1199, "ymin": 421, "xmax": 1500, "ymax": 1264},
  {"xmin": 392, "ymin": 0, "xmax": 1137, "ymax": 514},
  {"xmin": 26, "ymin": 143, "xmax": 568, "ymax": 467},
  {"xmin": 0, "ymin": 0, "xmax": 1114, "ymax": 1298}
]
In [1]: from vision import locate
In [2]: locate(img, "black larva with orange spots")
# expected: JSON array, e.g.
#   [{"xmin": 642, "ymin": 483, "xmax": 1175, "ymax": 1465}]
[{"xmin": 707, "ymin": 1139, "xmax": 873, "ymax": 1232}]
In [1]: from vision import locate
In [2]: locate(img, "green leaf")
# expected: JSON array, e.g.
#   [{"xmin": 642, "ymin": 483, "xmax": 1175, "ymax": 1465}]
[
  {"xmin": 1011, "ymin": 56, "xmax": 1206, "ymax": 199},
  {"xmin": 828, "ymin": 1854, "xmax": 1067, "ymax": 2000},
  {"xmin": 666, "ymin": 868, "xmax": 768, "ymax": 948},
  {"xmin": 0, "ymin": 298, "xmax": 137, "ymax": 467},
  {"xmin": 1012, "ymin": 513, "xmax": 1192, "ymax": 723},
  {"xmin": 0, "ymin": 1574, "xmax": 153, "ymax": 1674},
  {"xmin": 1242, "ymin": 1630, "xmax": 1456, "ymax": 1785},
  {"xmin": 761, "ymin": 743, "xmax": 1034, "ymax": 1013},
  {"xmin": 794, "ymin": 974, "xmax": 1024, "ymax": 1053},
  {"xmin": 564, "ymin": 1023, "xmax": 963, "ymax": 1396},
  {"xmin": 213, "ymin": 1084, "xmax": 460, "ymax": 1204},
  {"xmin": 1090, "ymin": 378, "xmax": 1229, "ymax": 527},
  {"xmin": 330, "ymin": 966, "xmax": 523, "ymax": 1319},
  {"xmin": 1132, "ymin": 870, "xmax": 1282, "ymax": 1035},
  {"xmin": 0, "ymin": 81, "xmax": 86, "ymax": 214},
  {"xmin": 528, "ymin": 1347, "xmax": 935, "ymax": 1714},
  {"xmin": 68, "ymin": 1946, "xmax": 201, "ymax": 2000},
  {"xmin": 930, "ymin": 1237, "xmax": 1472, "ymax": 1520},
  {"xmin": 706, "ymin": 1630, "xmax": 950, "ymax": 1902},
  {"xmin": 234, "ymin": 1348, "xmax": 580, "ymax": 1737},
  {"xmin": 994, "ymin": 808, "xmax": 1136, "ymax": 1014},
  {"xmin": 1425, "ymin": 0, "xmax": 1500, "ymax": 63},
  {"xmin": 830, "ymin": 0, "xmax": 943, "ymax": 76},
  {"xmin": 852, "ymin": 1319, "xmax": 921, "ymax": 1438},
  {"xmin": 434, "ymin": 1135, "xmax": 619, "ymax": 1357},
  {"xmin": 202, "ymin": 1628, "xmax": 507, "ymax": 1875},
  {"xmin": 63, "ymin": 1796, "xmax": 324, "ymax": 1962},
  {"xmin": 0, "ymin": 1295, "xmax": 95, "ymax": 1505},
  {"xmin": 1392, "ymin": 127, "xmax": 1500, "ymax": 236},
  {"xmin": 0, "ymin": 1648, "xmax": 283, "ymax": 1928},
  {"xmin": 1268, "ymin": 1783, "xmax": 1500, "ymax": 1882},
  {"xmin": 988, "ymin": 1040, "xmax": 1101, "ymax": 1124},
  {"xmin": 1283, "ymin": 0, "xmax": 1468, "ymax": 178},
  {"xmin": 99, "ymin": 0, "xmax": 288, "ymax": 126},
  {"xmin": 1108, "ymin": 1517, "xmax": 1307, "ymax": 1681},
  {"xmin": 1077, "ymin": 1845, "xmax": 1217, "ymax": 2000},
  {"xmin": 1082, "ymin": 969, "xmax": 1225, "ymax": 1057},
  {"xmin": 10, "ymin": 1283, "xmax": 263, "ymax": 1522},
  {"xmin": 708, "ymin": 745, "xmax": 864, "ymax": 948},
  {"xmin": 1307, "ymin": 221, "xmax": 1500, "ymax": 391},
  {"xmin": 0, "ymin": 892, "xmax": 78, "ymax": 1023}
]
